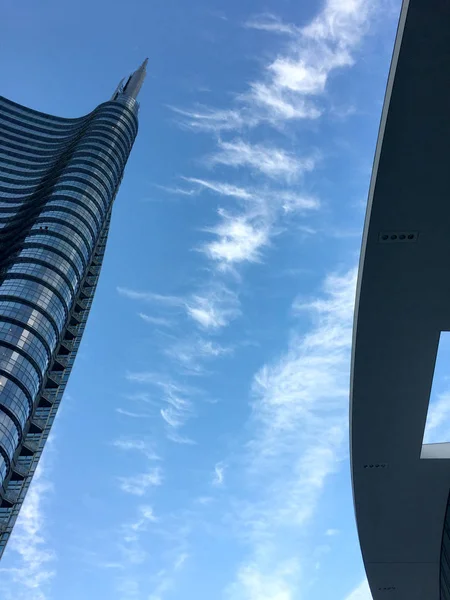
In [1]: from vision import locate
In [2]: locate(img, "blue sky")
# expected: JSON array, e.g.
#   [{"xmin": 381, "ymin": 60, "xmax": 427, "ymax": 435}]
[{"xmin": 3, "ymin": 1, "xmax": 442, "ymax": 599}]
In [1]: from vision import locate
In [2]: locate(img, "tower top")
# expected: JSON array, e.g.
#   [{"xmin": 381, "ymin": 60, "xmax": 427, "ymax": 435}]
[{"xmin": 111, "ymin": 59, "xmax": 148, "ymax": 102}]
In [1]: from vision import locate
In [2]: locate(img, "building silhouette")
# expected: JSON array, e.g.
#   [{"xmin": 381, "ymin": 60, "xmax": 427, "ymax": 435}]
[
  {"xmin": 350, "ymin": 1, "xmax": 450, "ymax": 598},
  {"xmin": 0, "ymin": 60, "xmax": 146, "ymax": 557}
]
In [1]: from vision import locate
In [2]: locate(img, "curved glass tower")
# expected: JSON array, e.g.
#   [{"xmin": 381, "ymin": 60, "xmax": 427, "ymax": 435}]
[{"xmin": 0, "ymin": 60, "xmax": 146, "ymax": 557}]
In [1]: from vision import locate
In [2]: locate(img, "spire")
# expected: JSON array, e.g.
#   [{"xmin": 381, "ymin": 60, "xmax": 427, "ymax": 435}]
[
  {"xmin": 111, "ymin": 59, "xmax": 148, "ymax": 102},
  {"xmin": 123, "ymin": 58, "xmax": 148, "ymax": 99}
]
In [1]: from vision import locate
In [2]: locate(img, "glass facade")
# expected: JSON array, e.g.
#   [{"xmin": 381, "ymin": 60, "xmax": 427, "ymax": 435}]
[{"xmin": 0, "ymin": 61, "xmax": 145, "ymax": 558}]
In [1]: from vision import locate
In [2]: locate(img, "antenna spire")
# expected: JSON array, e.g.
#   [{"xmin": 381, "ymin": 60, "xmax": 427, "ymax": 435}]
[{"xmin": 112, "ymin": 59, "xmax": 148, "ymax": 101}]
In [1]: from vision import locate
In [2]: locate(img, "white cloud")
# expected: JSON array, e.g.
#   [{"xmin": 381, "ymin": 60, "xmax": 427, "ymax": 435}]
[
  {"xmin": 112, "ymin": 438, "xmax": 160, "ymax": 460},
  {"xmin": 197, "ymin": 339, "xmax": 232, "ymax": 358},
  {"xmin": 159, "ymin": 381, "xmax": 194, "ymax": 430},
  {"xmin": 228, "ymin": 269, "xmax": 357, "ymax": 600},
  {"xmin": 117, "ymin": 577, "xmax": 141, "ymax": 599},
  {"xmin": 166, "ymin": 336, "xmax": 232, "ymax": 373},
  {"xmin": 246, "ymin": 0, "xmax": 375, "ymax": 123},
  {"xmin": 118, "ymin": 469, "xmax": 163, "ymax": 496},
  {"xmin": 174, "ymin": 552, "xmax": 189, "ymax": 569},
  {"xmin": 186, "ymin": 286, "xmax": 240, "ymax": 330},
  {"xmin": 174, "ymin": 0, "xmax": 377, "ymax": 130},
  {"xmin": 196, "ymin": 496, "xmax": 214, "ymax": 505},
  {"xmin": 117, "ymin": 287, "xmax": 180, "ymax": 304},
  {"xmin": 423, "ymin": 391, "xmax": 450, "ymax": 444},
  {"xmin": 169, "ymin": 105, "xmax": 248, "ymax": 133},
  {"xmin": 115, "ymin": 408, "xmax": 151, "ymax": 418},
  {"xmin": 268, "ymin": 58, "xmax": 328, "ymax": 95},
  {"xmin": 161, "ymin": 407, "xmax": 185, "ymax": 428},
  {"xmin": 166, "ymin": 431, "xmax": 197, "ymax": 445},
  {"xmin": 115, "ymin": 510, "xmax": 192, "ymax": 599},
  {"xmin": 343, "ymin": 579, "xmax": 372, "ymax": 600},
  {"xmin": 149, "ymin": 175, "xmax": 320, "ymax": 270},
  {"xmin": 118, "ymin": 284, "xmax": 240, "ymax": 331},
  {"xmin": 227, "ymin": 560, "xmax": 300, "ymax": 600},
  {"xmin": 117, "ymin": 506, "xmax": 159, "ymax": 584},
  {"xmin": 0, "ymin": 457, "xmax": 55, "ymax": 600},
  {"xmin": 247, "ymin": 81, "xmax": 321, "ymax": 121},
  {"xmin": 118, "ymin": 543, "xmax": 148, "ymax": 565},
  {"xmin": 177, "ymin": 177, "xmax": 319, "ymax": 268},
  {"xmin": 148, "ymin": 551, "xmax": 190, "ymax": 600},
  {"xmin": 302, "ymin": 0, "xmax": 372, "ymax": 47},
  {"xmin": 124, "ymin": 391, "xmax": 155, "ymax": 404},
  {"xmin": 203, "ymin": 208, "xmax": 271, "ymax": 267},
  {"xmin": 244, "ymin": 13, "xmax": 298, "ymax": 35},
  {"xmin": 155, "ymin": 184, "xmax": 198, "ymax": 196},
  {"xmin": 182, "ymin": 177, "xmax": 255, "ymax": 200},
  {"xmin": 212, "ymin": 462, "xmax": 226, "ymax": 486},
  {"xmin": 181, "ymin": 177, "xmax": 319, "ymax": 213},
  {"xmin": 209, "ymin": 139, "xmax": 316, "ymax": 181},
  {"xmin": 129, "ymin": 505, "xmax": 158, "ymax": 533},
  {"xmin": 325, "ymin": 528, "xmax": 339, "ymax": 536},
  {"xmin": 138, "ymin": 313, "xmax": 172, "ymax": 327},
  {"xmin": 126, "ymin": 374, "xmax": 196, "ymax": 436},
  {"xmin": 278, "ymin": 191, "xmax": 319, "ymax": 213},
  {"xmin": 126, "ymin": 371, "xmax": 159, "ymax": 384}
]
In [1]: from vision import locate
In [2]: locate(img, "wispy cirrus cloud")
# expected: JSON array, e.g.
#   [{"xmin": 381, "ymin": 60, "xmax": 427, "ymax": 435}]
[
  {"xmin": 166, "ymin": 336, "xmax": 232, "ymax": 374},
  {"xmin": 279, "ymin": 190, "xmax": 319, "ymax": 213},
  {"xmin": 169, "ymin": 105, "xmax": 248, "ymax": 132},
  {"xmin": 246, "ymin": 0, "xmax": 376, "ymax": 123},
  {"xmin": 176, "ymin": 177, "xmax": 319, "ymax": 213},
  {"xmin": 212, "ymin": 462, "xmax": 226, "ymax": 486},
  {"xmin": 118, "ymin": 469, "xmax": 163, "ymax": 496},
  {"xmin": 115, "ymin": 408, "xmax": 152, "ymax": 418},
  {"xmin": 113, "ymin": 495, "xmax": 194, "ymax": 598},
  {"xmin": 118, "ymin": 511, "xmax": 193, "ymax": 600},
  {"xmin": 126, "ymin": 373, "xmax": 197, "ymax": 439},
  {"xmin": 116, "ymin": 577, "xmax": 141, "ymax": 600},
  {"xmin": 209, "ymin": 139, "xmax": 316, "ymax": 181},
  {"xmin": 423, "ymin": 390, "xmax": 450, "ymax": 444},
  {"xmin": 160, "ymin": 384, "xmax": 193, "ymax": 430},
  {"xmin": 155, "ymin": 175, "xmax": 320, "ymax": 269},
  {"xmin": 175, "ymin": 177, "xmax": 319, "ymax": 269},
  {"xmin": 343, "ymin": 579, "xmax": 371, "ymax": 600},
  {"xmin": 0, "ymin": 456, "xmax": 55, "ymax": 600},
  {"xmin": 202, "ymin": 208, "xmax": 271, "ymax": 267},
  {"xmin": 155, "ymin": 184, "xmax": 198, "ymax": 196},
  {"xmin": 148, "ymin": 551, "xmax": 190, "ymax": 600},
  {"xmin": 186, "ymin": 286, "xmax": 241, "ymax": 330},
  {"xmin": 173, "ymin": 0, "xmax": 378, "ymax": 131},
  {"xmin": 244, "ymin": 13, "xmax": 298, "ymax": 35},
  {"xmin": 227, "ymin": 560, "xmax": 300, "ymax": 600},
  {"xmin": 182, "ymin": 176, "xmax": 255, "ymax": 200},
  {"xmin": 118, "ymin": 284, "xmax": 240, "ymax": 331},
  {"xmin": 138, "ymin": 313, "xmax": 172, "ymax": 327},
  {"xmin": 126, "ymin": 371, "xmax": 161, "ymax": 384},
  {"xmin": 112, "ymin": 438, "xmax": 161, "ymax": 461},
  {"xmin": 115, "ymin": 507, "xmax": 157, "ymax": 573},
  {"xmin": 125, "ymin": 505, "xmax": 158, "ymax": 541},
  {"xmin": 227, "ymin": 269, "xmax": 357, "ymax": 600},
  {"xmin": 117, "ymin": 287, "xmax": 181, "ymax": 305},
  {"xmin": 166, "ymin": 431, "xmax": 197, "ymax": 445}
]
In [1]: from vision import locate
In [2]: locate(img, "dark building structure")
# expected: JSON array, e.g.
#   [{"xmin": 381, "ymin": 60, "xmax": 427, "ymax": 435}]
[
  {"xmin": 350, "ymin": 0, "xmax": 450, "ymax": 598},
  {"xmin": 0, "ymin": 60, "xmax": 146, "ymax": 557}
]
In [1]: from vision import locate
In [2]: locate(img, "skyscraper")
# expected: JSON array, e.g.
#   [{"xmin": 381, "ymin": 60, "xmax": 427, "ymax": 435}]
[{"xmin": 0, "ymin": 60, "xmax": 147, "ymax": 558}]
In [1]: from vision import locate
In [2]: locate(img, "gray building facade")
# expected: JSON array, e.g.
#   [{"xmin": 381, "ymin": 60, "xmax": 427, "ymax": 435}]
[{"xmin": 0, "ymin": 60, "xmax": 146, "ymax": 557}]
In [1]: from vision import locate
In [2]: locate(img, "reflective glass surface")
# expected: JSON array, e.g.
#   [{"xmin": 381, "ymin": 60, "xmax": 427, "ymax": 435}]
[{"xmin": 0, "ymin": 93, "xmax": 137, "ymax": 489}]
